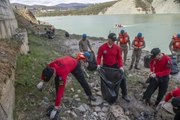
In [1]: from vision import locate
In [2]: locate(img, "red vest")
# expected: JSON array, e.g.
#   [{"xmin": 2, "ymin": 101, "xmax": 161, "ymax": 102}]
[
  {"xmin": 119, "ymin": 32, "xmax": 129, "ymax": 44},
  {"xmin": 172, "ymin": 35, "xmax": 180, "ymax": 50},
  {"xmin": 133, "ymin": 36, "xmax": 144, "ymax": 48}
]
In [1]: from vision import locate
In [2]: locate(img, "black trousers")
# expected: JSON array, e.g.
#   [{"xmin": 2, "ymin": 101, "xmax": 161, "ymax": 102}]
[
  {"xmin": 174, "ymin": 114, "xmax": 180, "ymax": 120},
  {"xmin": 143, "ymin": 76, "xmax": 169, "ymax": 105},
  {"xmin": 71, "ymin": 62, "xmax": 92, "ymax": 96},
  {"xmin": 103, "ymin": 64, "xmax": 127, "ymax": 96},
  {"xmin": 55, "ymin": 62, "xmax": 92, "ymax": 96}
]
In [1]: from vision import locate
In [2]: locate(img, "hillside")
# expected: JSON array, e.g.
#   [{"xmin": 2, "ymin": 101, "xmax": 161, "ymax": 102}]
[
  {"xmin": 34, "ymin": 1, "xmax": 117, "ymax": 16},
  {"xmin": 102, "ymin": 0, "xmax": 180, "ymax": 14}
]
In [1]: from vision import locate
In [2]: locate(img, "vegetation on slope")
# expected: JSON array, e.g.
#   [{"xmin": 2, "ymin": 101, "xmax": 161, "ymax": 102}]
[{"xmin": 35, "ymin": 1, "xmax": 117, "ymax": 16}]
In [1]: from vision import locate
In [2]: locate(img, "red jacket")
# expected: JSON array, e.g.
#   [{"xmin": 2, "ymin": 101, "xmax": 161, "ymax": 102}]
[
  {"xmin": 150, "ymin": 53, "xmax": 172, "ymax": 77},
  {"xmin": 165, "ymin": 88, "xmax": 180, "ymax": 102},
  {"xmin": 41, "ymin": 56, "xmax": 77, "ymax": 81},
  {"xmin": 97, "ymin": 42, "xmax": 123, "ymax": 67},
  {"xmin": 41, "ymin": 56, "xmax": 78, "ymax": 106}
]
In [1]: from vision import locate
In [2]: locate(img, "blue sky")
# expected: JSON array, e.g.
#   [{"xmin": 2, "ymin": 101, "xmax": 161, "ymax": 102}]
[{"xmin": 10, "ymin": 0, "xmax": 115, "ymax": 6}]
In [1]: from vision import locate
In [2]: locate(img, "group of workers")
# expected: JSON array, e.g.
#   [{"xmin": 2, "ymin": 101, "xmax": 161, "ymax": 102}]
[{"xmin": 36, "ymin": 30, "xmax": 180, "ymax": 120}]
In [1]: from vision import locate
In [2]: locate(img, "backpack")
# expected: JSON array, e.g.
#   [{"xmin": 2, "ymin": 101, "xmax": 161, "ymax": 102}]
[
  {"xmin": 169, "ymin": 55, "xmax": 179, "ymax": 75},
  {"xmin": 87, "ymin": 52, "xmax": 97, "ymax": 71},
  {"xmin": 144, "ymin": 54, "xmax": 151, "ymax": 68}
]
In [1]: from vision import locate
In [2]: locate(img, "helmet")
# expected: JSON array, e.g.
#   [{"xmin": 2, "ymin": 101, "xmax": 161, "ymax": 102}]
[
  {"xmin": 83, "ymin": 52, "xmax": 90, "ymax": 58},
  {"xmin": 82, "ymin": 34, "xmax": 87, "ymax": 39},
  {"xmin": 177, "ymin": 33, "xmax": 180, "ymax": 38},
  {"xmin": 120, "ymin": 30, "xmax": 125, "ymax": 34},
  {"xmin": 137, "ymin": 32, "xmax": 142, "ymax": 37}
]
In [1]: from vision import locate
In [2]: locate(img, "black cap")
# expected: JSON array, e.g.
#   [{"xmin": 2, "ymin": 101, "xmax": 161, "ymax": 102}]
[
  {"xmin": 151, "ymin": 48, "xmax": 161, "ymax": 58},
  {"xmin": 108, "ymin": 33, "xmax": 117, "ymax": 41},
  {"xmin": 42, "ymin": 66, "xmax": 54, "ymax": 82}
]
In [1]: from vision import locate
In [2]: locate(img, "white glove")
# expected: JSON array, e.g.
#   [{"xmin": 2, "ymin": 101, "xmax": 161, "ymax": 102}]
[
  {"xmin": 97, "ymin": 65, "xmax": 101, "ymax": 70},
  {"xmin": 150, "ymin": 73, "xmax": 156, "ymax": 78},
  {"xmin": 36, "ymin": 81, "xmax": 44, "ymax": 90},
  {"xmin": 156, "ymin": 101, "xmax": 166, "ymax": 111},
  {"xmin": 159, "ymin": 101, "xmax": 166, "ymax": 106},
  {"xmin": 148, "ymin": 72, "xmax": 153, "ymax": 77},
  {"xmin": 50, "ymin": 107, "xmax": 58, "ymax": 119},
  {"xmin": 119, "ymin": 67, "xmax": 124, "ymax": 72}
]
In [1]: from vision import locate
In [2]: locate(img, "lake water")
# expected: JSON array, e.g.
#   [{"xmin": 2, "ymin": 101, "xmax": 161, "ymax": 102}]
[{"xmin": 37, "ymin": 14, "xmax": 180, "ymax": 53}]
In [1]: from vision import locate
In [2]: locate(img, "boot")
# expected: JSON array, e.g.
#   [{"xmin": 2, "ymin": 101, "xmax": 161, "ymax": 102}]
[
  {"xmin": 89, "ymin": 95, "xmax": 96, "ymax": 101},
  {"xmin": 129, "ymin": 65, "xmax": 133, "ymax": 70},
  {"xmin": 122, "ymin": 95, "xmax": 130, "ymax": 102},
  {"xmin": 134, "ymin": 65, "xmax": 140, "ymax": 70},
  {"xmin": 143, "ymin": 99, "xmax": 151, "ymax": 106}
]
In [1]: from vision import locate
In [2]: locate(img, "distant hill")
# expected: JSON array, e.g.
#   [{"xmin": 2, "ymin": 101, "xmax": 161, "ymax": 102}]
[
  {"xmin": 56, "ymin": 3, "xmax": 93, "ymax": 9},
  {"xmin": 35, "ymin": 1, "xmax": 117, "ymax": 16},
  {"xmin": 11, "ymin": 3, "xmax": 91, "ymax": 10}
]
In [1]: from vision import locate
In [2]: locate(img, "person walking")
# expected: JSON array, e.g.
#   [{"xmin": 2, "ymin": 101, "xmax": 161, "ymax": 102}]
[
  {"xmin": 97, "ymin": 33, "xmax": 130, "ymax": 102},
  {"xmin": 36, "ymin": 55, "xmax": 96, "ymax": 119},
  {"xmin": 117, "ymin": 29, "xmax": 130, "ymax": 65},
  {"xmin": 79, "ymin": 34, "xmax": 93, "ymax": 52},
  {"xmin": 143, "ymin": 48, "xmax": 172, "ymax": 106},
  {"xmin": 129, "ymin": 33, "xmax": 145, "ymax": 70}
]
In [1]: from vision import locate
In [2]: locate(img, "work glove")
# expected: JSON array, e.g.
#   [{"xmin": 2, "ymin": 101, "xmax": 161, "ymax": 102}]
[
  {"xmin": 156, "ymin": 101, "xmax": 166, "ymax": 111},
  {"xmin": 97, "ymin": 65, "xmax": 101, "ymax": 70},
  {"xmin": 119, "ymin": 67, "xmax": 124, "ymax": 72},
  {"xmin": 148, "ymin": 72, "xmax": 153, "ymax": 77},
  {"xmin": 36, "ymin": 81, "xmax": 44, "ymax": 90},
  {"xmin": 50, "ymin": 106, "xmax": 59, "ymax": 119},
  {"xmin": 150, "ymin": 73, "xmax": 156, "ymax": 78}
]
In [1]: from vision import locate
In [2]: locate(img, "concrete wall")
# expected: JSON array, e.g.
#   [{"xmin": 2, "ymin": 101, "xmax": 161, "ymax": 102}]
[
  {"xmin": 0, "ymin": 0, "xmax": 18, "ymax": 39},
  {"xmin": 0, "ymin": 0, "xmax": 18, "ymax": 120}
]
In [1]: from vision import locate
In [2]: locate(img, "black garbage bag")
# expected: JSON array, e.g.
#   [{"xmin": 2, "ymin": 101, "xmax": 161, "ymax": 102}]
[
  {"xmin": 65, "ymin": 32, "xmax": 69, "ymax": 37},
  {"xmin": 169, "ymin": 55, "xmax": 179, "ymax": 75},
  {"xmin": 87, "ymin": 52, "xmax": 97, "ymax": 71},
  {"xmin": 144, "ymin": 54, "xmax": 151, "ymax": 68},
  {"xmin": 98, "ymin": 67, "xmax": 123, "ymax": 104}
]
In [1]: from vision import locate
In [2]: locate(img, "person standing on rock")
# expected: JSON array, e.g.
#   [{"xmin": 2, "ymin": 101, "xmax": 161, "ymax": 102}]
[
  {"xmin": 143, "ymin": 48, "xmax": 172, "ymax": 106},
  {"xmin": 97, "ymin": 33, "xmax": 130, "ymax": 102},
  {"xmin": 169, "ymin": 33, "xmax": 180, "ymax": 63},
  {"xmin": 36, "ymin": 55, "xmax": 96, "ymax": 119},
  {"xmin": 116, "ymin": 29, "xmax": 130, "ymax": 65},
  {"xmin": 79, "ymin": 34, "xmax": 93, "ymax": 52},
  {"xmin": 129, "ymin": 32, "xmax": 145, "ymax": 70}
]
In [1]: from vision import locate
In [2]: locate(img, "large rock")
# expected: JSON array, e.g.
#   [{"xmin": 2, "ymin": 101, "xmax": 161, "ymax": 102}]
[{"xmin": 0, "ymin": 0, "xmax": 18, "ymax": 39}]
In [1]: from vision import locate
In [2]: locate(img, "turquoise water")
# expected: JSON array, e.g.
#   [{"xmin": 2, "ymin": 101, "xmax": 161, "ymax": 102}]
[{"xmin": 37, "ymin": 14, "xmax": 180, "ymax": 53}]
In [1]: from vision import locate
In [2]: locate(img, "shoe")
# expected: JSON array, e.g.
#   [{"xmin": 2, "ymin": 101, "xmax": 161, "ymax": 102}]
[
  {"xmin": 129, "ymin": 65, "xmax": 133, "ymax": 70},
  {"xmin": 134, "ymin": 65, "xmax": 140, "ymax": 70},
  {"xmin": 143, "ymin": 99, "xmax": 151, "ymax": 106},
  {"xmin": 89, "ymin": 95, "xmax": 96, "ymax": 101},
  {"xmin": 122, "ymin": 95, "xmax": 130, "ymax": 102}
]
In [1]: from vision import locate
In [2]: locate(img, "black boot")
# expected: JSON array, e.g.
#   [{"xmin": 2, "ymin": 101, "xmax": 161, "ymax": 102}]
[
  {"xmin": 129, "ymin": 65, "xmax": 133, "ymax": 70},
  {"xmin": 122, "ymin": 95, "xmax": 130, "ymax": 102},
  {"xmin": 134, "ymin": 65, "xmax": 140, "ymax": 70},
  {"xmin": 89, "ymin": 95, "xmax": 96, "ymax": 101}
]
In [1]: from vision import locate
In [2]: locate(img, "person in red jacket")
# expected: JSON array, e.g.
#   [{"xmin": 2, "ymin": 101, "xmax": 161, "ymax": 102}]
[
  {"xmin": 97, "ymin": 33, "xmax": 130, "ymax": 102},
  {"xmin": 159, "ymin": 88, "xmax": 180, "ymax": 120},
  {"xmin": 36, "ymin": 54, "xmax": 96, "ymax": 119},
  {"xmin": 143, "ymin": 48, "xmax": 172, "ymax": 106}
]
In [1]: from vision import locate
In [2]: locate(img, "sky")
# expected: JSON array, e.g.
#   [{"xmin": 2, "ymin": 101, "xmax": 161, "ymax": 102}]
[{"xmin": 10, "ymin": 0, "xmax": 115, "ymax": 6}]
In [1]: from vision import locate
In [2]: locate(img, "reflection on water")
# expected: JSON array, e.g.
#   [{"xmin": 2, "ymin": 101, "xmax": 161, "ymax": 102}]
[{"xmin": 38, "ymin": 14, "xmax": 180, "ymax": 53}]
